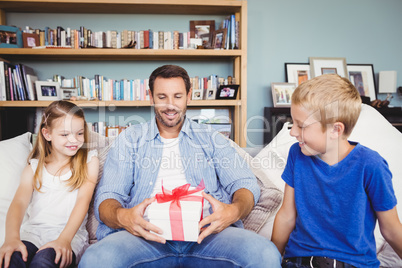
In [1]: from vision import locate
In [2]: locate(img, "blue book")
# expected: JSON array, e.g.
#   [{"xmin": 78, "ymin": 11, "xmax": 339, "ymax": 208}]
[{"xmin": 120, "ymin": 80, "xmax": 124, "ymax": 100}]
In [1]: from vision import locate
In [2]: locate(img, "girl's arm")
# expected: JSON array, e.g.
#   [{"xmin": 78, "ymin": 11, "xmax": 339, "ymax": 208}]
[
  {"xmin": 39, "ymin": 156, "xmax": 99, "ymax": 268},
  {"xmin": 377, "ymin": 207, "xmax": 402, "ymax": 258},
  {"xmin": 0, "ymin": 165, "xmax": 34, "ymax": 268},
  {"xmin": 271, "ymin": 183, "xmax": 297, "ymax": 255}
]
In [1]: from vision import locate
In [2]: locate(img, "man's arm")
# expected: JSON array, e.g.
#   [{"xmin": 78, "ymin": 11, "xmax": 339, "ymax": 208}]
[
  {"xmin": 377, "ymin": 207, "xmax": 402, "ymax": 258},
  {"xmin": 197, "ymin": 188, "xmax": 254, "ymax": 244},
  {"xmin": 271, "ymin": 184, "xmax": 297, "ymax": 255},
  {"xmin": 98, "ymin": 198, "xmax": 165, "ymax": 243}
]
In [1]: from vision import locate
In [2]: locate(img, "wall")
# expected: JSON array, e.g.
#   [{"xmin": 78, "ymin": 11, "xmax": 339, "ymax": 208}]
[{"xmin": 247, "ymin": 0, "xmax": 402, "ymax": 146}]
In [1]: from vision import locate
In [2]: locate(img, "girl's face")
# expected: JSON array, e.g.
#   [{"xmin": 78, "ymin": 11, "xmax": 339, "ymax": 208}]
[
  {"xmin": 289, "ymin": 104, "xmax": 329, "ymax": 157},
  {"xmin": 43, "ymin": 115, "xmax": 85, "ymax": 158}
]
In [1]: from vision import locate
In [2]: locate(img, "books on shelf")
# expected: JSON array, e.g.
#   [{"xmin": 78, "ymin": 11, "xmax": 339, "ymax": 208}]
[{"xmin": 0, "ymin": 61, "xmax": 37, "ymax": 101}]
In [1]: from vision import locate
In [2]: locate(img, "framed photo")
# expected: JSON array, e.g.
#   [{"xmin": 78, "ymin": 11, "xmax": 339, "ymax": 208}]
[
  {"xmin": 212, "ymin": 29, "xmax": 227, "ymax": 49},
  {"xmin": 26, "ymin": 74, "xmax": 38, "ymax": 101},
  {"xmin": 271, "ymin": 82, "xmax": 296, "ymax": 107},
  {"xmin": 206, "ymin": 88, "xmax": 216, "ymax": 100},
  {"xmin": 22, "ymin": 32, "xmax": 39, "ymax": 48},
  {"xmin": 192, "ymin": 89, "xmax": 203, "ymax": 100},
  {"xmin": 35, "ymin": 81, "xmax": 61, "ymax": 101},
  {"xmin": 215, "ymin": 85, "xmax": 239, "ymax": 100},
  {"xmin": 61, "ymin": 87, "xmax": 78, "ymax": 100},
  {"xmin": 347, "ymin": 64, "xmax": 377, "ymax": 101},
  {"xmin": 0, "ymin": 25, "xmax": 23, "ymax": 48},
  {"xmin": 190, "ymin": 20, "xmax": 215, "ymax": 48},
  {"xmin": 285, "ymin": 63, "xmax": 311, "ymax": 86},
  {"xmin": 309, "ymin": 57, "xmax": 348, "ymax": 78}
]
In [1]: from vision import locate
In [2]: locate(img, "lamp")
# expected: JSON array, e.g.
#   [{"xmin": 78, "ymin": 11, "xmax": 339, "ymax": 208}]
[{"xmin": 379, "ymin": 71, "xmax": 397, "ymax": 102}]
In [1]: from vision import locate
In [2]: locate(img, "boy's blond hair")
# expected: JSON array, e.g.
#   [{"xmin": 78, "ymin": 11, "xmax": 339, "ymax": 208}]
[{"xmin": 291, "ymin": 74, "xmax": 362, "ymax": 137}]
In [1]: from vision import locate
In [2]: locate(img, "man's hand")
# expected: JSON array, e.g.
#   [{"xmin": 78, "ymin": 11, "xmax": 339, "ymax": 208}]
[
  {"xmin": 197, "ymin": 192, "xmax": 242, "ymax": 244},
  {"xmin": 100, "ymin": 197, "xmax": 166, "ymax": 244}
]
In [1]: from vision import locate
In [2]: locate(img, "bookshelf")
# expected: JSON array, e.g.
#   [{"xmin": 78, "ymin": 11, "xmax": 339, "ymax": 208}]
[{"xmin": 0, "ymin": 0, "xmax": 248, "ymax": 146}]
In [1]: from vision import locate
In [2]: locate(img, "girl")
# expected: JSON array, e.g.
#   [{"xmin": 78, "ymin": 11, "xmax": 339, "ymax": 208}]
[{"xmin": 0, "ymin": 101, "xmax": 99, "ymax": 268}]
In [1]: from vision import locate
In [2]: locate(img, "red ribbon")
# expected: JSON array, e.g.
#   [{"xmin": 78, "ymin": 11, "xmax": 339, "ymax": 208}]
[{"xmin": 155, "ymin": 180, "xmax": 205, "ymax": 241}]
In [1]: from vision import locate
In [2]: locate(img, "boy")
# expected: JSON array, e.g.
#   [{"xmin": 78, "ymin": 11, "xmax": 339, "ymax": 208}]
[{"xmin": 271, "ymin": 74, "xmax": 402, "ymax": 267}]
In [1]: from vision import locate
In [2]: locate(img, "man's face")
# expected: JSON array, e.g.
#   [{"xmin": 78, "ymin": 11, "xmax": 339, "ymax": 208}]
[{"xmin": 150, "ymin": 77, "xmax": 191, "ymax": 129}]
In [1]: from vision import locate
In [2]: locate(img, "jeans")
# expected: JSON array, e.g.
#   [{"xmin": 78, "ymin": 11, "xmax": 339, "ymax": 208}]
[
  {"xmin": 2, "ymin": 240, "xmax": 76, "ymax": 268},
  {"xmin": 79, "ymin": 227, "xmax": 281, "ymax": 268}
]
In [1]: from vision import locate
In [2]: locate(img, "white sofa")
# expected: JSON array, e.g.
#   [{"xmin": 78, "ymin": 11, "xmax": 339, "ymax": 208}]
[{"xmin": 1, "ymin": 104, "xmax": 401, "ymax": 267}]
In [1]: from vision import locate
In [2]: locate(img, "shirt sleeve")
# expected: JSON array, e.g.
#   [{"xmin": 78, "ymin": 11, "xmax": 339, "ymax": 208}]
[{"xmin": 281, "ymin": 143, "xmax": 299, "ymax": 188}]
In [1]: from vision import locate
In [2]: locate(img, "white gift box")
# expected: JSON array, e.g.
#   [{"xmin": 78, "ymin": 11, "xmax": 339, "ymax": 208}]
[{"xmin": 148, "ymin": 191, "xmax": 203, "ymax": 242}]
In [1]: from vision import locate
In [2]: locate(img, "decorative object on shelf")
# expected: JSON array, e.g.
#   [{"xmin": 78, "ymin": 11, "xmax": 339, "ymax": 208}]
[
  {"xmin": 26, "ymin": 75, "xmax": 38, "ymax": 101},
  {"xmin": 212, "ymin": 29, "xmax": 227, "ymax": 49},
  {"xmin": 0, "ymin": 25, "xmax": 23, "ymax": 48},
  {"xmin": 215, "ymin": 85, "xmax": 239, "ymax": 100},
  {"xmin": 191, "ymin": 89, "xmax": 203, "ymax": 100},
  {"xmin": 347, "ymin": 64, "xmax": 377, "ymax": 101},
  {"xmin": 285, "ymin": 63, "xmax": 311, "ymax": 86},
  {"xmin": 189, "ymin": 20, "xmax": 215, "ymax": 49},
  {"xmin": 204, "ymin": 122, "xmax": 232, "ymax": 139},
  {"xmin": 22, "ymin": 32, "xmax": 39, "ymax": 48},
  {"xmin": 309, "ymin": 57, "xmax": 347, "ymax": 78},
  {"xmin": 35, "ymin": 81, "xmax": 61, "ymax": 101},
  {"xmin": 205, "ymin": 88, "xmax": 216, "ymax": 100},
  {"xmin": 271, "ymin": 82, "xmax": 296, "ymax": 108},
  {"xmin": 370, "ymin": 70, "xmax": 398, "ymax": 108},
  {"xmin": 61, "ymin": 87, "xmax": 78, "ymax": 100}
]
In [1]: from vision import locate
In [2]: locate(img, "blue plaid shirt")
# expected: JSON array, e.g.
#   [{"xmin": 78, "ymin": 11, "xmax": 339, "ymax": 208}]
[{"xmin": 94, "ymin": 117, "xmax": 260, "ymax": 240}]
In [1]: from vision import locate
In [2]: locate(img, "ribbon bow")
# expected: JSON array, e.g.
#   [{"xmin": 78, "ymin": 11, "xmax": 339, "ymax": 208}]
[{"xmin": 154, "ymin": 180, "xmax": 205, "ymax": 241}]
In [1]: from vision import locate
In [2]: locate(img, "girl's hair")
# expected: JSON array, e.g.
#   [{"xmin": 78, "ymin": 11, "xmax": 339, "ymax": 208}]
[
  {"xmin": 291, "ymin": 74, "xmax": 362, "ymax": 137},
  {"xmin": 28, "ymin": 100, "xmax": 89, "ymax": 191}
]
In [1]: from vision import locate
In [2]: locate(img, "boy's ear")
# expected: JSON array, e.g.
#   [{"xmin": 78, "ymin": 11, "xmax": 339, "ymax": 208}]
[{"xmin": 330, "ymin": 122, "xmax": 345, "ymax": 138}]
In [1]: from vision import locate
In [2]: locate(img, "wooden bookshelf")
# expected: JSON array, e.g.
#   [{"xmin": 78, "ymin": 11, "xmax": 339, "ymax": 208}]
[{"xmin": 0, "ymin": 0, "xmax": 248, "ymax": 146}]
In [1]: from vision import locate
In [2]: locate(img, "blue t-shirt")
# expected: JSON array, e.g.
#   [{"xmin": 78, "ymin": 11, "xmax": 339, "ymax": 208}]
[{"xmin": 282, "ymin": 142, "xmax": 397, "ymax": 268}]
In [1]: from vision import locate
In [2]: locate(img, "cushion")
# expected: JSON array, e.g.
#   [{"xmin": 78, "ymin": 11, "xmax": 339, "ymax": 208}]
[{"xmin": 0, "ymin": 132, "xmax": 32, "ymax": 245}]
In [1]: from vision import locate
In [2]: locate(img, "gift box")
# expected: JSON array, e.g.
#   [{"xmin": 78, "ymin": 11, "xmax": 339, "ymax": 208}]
[{"xmin": 148, "ymin": 181, "xmax": 204, "ymax": 242}]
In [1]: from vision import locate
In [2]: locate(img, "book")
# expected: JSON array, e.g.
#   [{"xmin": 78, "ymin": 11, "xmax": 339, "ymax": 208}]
[
  {"xmin": 0, "ymin": 60, "xmax": 11, "ymax": 101},
  {"xmin": 26, "ymin": 75, "xmax": 38, "ymax": 101},
  {"xmin": 20, "ymin": 64, "xmax": 36, "ymax": 100}
]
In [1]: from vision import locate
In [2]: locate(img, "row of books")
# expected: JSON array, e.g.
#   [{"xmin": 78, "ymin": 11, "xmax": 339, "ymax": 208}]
[
  {"xmin": 22, "ymin": 15, "xmax": 238, "ymax": 50},
  {"xmin": 0, "ymin": 61, "xmax": 37, "ymax": 101}
]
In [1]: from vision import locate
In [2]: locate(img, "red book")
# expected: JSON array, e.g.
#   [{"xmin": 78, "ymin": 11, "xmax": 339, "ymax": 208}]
[{"xmin": 143, "ymin": 30, "xmax": 149, "ymax": 48}]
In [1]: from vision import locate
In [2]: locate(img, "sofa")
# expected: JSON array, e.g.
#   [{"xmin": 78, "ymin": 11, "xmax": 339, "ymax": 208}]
[{"xmin": 0, "ymin": 104, "xmax": 401, "ymax": 267}]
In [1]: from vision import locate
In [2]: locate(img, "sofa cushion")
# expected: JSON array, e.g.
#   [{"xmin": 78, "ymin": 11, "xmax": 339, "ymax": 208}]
[{"xmin": 0, "ymin": 132, "xmax": 32, "ymax": 245}]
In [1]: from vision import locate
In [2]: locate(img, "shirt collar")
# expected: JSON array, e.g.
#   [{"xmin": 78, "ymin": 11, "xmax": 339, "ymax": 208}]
[{"xmin": 145, "ymin": 116, "xmax": 192, "ymax": 141}]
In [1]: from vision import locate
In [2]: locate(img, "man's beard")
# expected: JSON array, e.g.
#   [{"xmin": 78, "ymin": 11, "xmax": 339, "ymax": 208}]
[{"xmin": 154, "ymin": 106, "xmax": 186, "ymax": 128}]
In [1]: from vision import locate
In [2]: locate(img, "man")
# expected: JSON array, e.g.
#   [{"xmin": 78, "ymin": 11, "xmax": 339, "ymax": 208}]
[{"xmin": 80, "ymin": 65, "xmax": 281, "ymax": 267}]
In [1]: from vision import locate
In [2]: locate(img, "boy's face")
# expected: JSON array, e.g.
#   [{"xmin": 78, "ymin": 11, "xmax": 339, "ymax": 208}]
[{"xmin": 290, "ymin": 104, "xmax": 329, "ymax": 157}]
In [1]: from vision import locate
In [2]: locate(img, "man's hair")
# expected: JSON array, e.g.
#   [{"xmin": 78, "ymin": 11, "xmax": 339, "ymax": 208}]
[
  {"xmin": 148, "ymin": 65, "xmax": 191, "ymax": 95},
  {"xmin": 291, "ymin": 74, "xmax": 362, "ymax": 136}
]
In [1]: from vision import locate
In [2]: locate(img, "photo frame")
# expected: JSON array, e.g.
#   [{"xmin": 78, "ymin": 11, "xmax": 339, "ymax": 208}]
[
  {"xmin": 285, "ymin": 63, "xmax": 311, "ymax": 86},
  {"xmin": 0, "ymin": 25, "xmax": 23, "ymax": 48},
  {"xmin": 190, "ymin": 20, "xmax": 215, "ymax": 48},
  {"xmin": 212, "ymin": 29, "xmax": 227, "ymax": 49},
  {"xmin": 347, "ymin": 64, "xmax": 377, "ymax": 101},
  {"xmin": 271, "ymin": 82, "xmax": 297, "ymax": 107},
  {"xmin": 22, "ymin": 32, "xmax": 39, "ymax": 48},
  {"xmin": 206, "ymin": 88, "xmax": 217, "ymax": 100},
  {"xmin": 35, "ymin": 81, "xmax": 61, "ymax": 101},
  {"xmin": 61, "ymin": 87, "xmax": 78, "ymax": 100},
  {"xmin": 309, "ymin": 57, "xmax": 348, "ymax": 78},
  {"xmin": 215, "ymin": 85, "xmax": 239, "ymax": 100},
  {"xmin": 192, "ymin": 89, "xmax": 203, "ymax": 100}
]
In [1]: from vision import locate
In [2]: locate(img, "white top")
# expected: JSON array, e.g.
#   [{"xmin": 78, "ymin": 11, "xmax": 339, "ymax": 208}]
[{"xmin": 20, "ymin": 149, "xmax": 97, "ymax": 262}]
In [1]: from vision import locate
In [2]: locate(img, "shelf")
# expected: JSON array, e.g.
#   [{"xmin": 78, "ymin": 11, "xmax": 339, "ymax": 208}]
[
  {"xmin": 0, "ymin": 48, "xmax": 242, "ymax": 61},
  {"xmin": 0, "ymin": 0, "xmax": 242, "ymax": 15},
  {"xmin": 0, "ymin": 100, "xmax": 241, "ymax": 108}
]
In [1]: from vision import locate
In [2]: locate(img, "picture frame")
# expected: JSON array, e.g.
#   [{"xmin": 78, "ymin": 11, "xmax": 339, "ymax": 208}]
[
  {"xmin": 215, "ymin": 85, "xmax": 239, "ymax": 100},
  {"xmin": 22, "ymin": 32, "xmax": 39, "ymax": 48},
  {"xmin": 26, "ymin": 74, "xmax": 38, "ymax": 101},
  {"xmin": 0, "ymin": 25, "xmax": 23, "ymax": 48},
  {"xmin": 347, "ymin": 64, "xmax": 377, "ymax": 101},
  {"xmin": 206, "ymin": 88, "xmax": 217, "ymax": 100},
  {"xmin": 309, "ymin": 57, "xmax": 348, "ymax": 78},
  {"xmin": 212, "ymin": 29, "xmax": 227, "ymax": 49},
  {"xmin": 190, "ymin": 20, "xmax": 215, "ymax": 48},
  {"xmin": 192, "ymin": 89, "xmax": 203, "ymax": 100},
  {"xmin": 35, "ymin": 81, "xmax": 61, "ymax": 101},
  {"xmin": 61, "ymin": 87, "xmax": 78, "ymax": 100},
  {"xmin": 271, "ymin": 82, "xmax": 297, "ymax": 107},
  {"xmin": 285, "ymin": 63, "xmax": 311, "ymax": 86}
]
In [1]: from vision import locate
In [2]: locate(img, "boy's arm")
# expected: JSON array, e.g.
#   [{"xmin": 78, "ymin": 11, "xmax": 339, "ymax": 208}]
[
  {"xmin": 271, "ymin": 183, "xmax": 297, "ymax": 255},
  {"xmin": 38, "ymin": 156, "xmax": 99, "ymax": 267},
  {"xmin": 377, "ymin": 206, "xmax": 402, "ymax": 258}
]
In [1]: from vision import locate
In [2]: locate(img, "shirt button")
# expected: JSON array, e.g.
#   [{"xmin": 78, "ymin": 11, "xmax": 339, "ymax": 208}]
[{"xmin": 150, "ymin": 182, "xmax": 153, "ymax": 185}]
